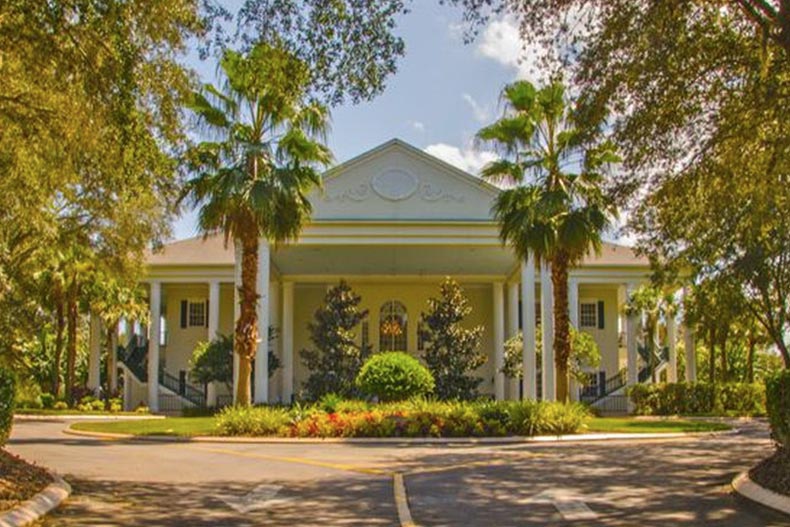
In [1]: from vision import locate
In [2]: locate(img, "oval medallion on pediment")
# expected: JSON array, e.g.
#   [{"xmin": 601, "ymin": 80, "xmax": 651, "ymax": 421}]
[{"xmin": 371, "ymin": 169, "xmax": 419, "ymax": 201}]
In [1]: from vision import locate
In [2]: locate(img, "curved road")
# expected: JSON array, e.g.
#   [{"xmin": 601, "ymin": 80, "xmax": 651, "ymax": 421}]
[{"xmin": 9, "ymin": 418, "xmax": 790, "ymax": 526}]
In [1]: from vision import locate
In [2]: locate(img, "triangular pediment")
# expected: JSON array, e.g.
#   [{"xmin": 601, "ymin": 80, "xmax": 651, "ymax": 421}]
[{"xmin": 309, "ymin": 139, "xmax": 499, "ymax": 222}]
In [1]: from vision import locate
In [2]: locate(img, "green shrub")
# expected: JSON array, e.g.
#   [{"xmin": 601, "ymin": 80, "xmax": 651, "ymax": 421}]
[
  {"xmin": 766, "ymin": 370, "xmax": 790, "ymax": 449},
  {"xmin": 53, "ymin": 401, "xmax": 69, "ymax": 411},
  {"xmin": 15, "ymin": 381, "xmax": 41, "ymax": 409},
  {"xmin": 627, "ymin": 382, "xmax": 766, "ymax": 416},
  {"xmin": 108, "ymin": 398, "xmax": 123, "ymax": 413},
  {"xmin": 356, "ymin": 352, "xmax": 435, "ymax": 402},
  {"xmin": 216, "ymin": 406, "xmax": 291, "ymax": 436},
  {"xmin": 318, "ymin": 393, "xmax": 343, "ymax": 413},
  {"xmin": 0, "ymin": 369, "xmax": 15, "ymax": 445},
  {"xmin": 76, "ymin": 395, "xmax": 106, "ymax": 412},
  {"xmin": 39, "ymin": 393, "xmax": 55, "ymax": 409}
]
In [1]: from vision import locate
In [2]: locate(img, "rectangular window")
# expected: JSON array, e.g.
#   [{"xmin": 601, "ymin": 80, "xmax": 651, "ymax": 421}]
[
  {"xmin": 188, "ymin": 301, "xmax": 206, "ymax": 327},
  {"xmin": 580, "ymin": 302, "xmax": 598, "ymax": 328}
]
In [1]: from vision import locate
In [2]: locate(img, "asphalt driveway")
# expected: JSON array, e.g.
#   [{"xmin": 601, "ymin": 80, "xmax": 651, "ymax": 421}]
[{"xmin": 9, "ymin": 418, "xmax": 790, "ymax": 526}]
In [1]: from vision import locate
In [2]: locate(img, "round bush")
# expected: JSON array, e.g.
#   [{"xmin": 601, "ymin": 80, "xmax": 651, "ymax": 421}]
[{"xmin": 356, "ymin": 352, "xmax": 434, "ymax": 402}]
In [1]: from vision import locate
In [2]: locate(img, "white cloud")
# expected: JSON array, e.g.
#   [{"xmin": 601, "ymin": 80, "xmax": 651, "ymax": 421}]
[
  {"xmin": 462, "ymin": 93, "xmax": 490, "ymax": 123},
  {"xmin": 476, "ymin": 16, "xmax": 547, "ymax": 83},
  {"xmin": 424, "ymin": 143, "xmax": 497, "ymax": 175},
  {"xmin": 410, "ymin": 120, "xmax": 425, "ymax": 132}
]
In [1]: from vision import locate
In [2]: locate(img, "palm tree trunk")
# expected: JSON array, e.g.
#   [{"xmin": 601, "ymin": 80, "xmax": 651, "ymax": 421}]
[
  {"xmin": 53, "ymin": 296, "xmax": 65, "ymax": 398},
  {"xmin": 551, "ymin": 252, "xmax": 571, "ymax": 402},
  {"xmin": 235, "ymin": 233, "xmax": 260, "ymax": 406},
  {"xmin": 66, "ymin": 280, "xmax": 79, "ymax": 405}
]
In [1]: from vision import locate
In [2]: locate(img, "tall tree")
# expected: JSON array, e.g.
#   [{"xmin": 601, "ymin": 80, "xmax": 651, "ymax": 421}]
[
  {"xmin": 300, "ymin": 281, "xmax": 371, "ymax": 400},
  {"xmin": 420, "ymin": 278, "xmax": 485, "ymax": 401},
  {"xmin": 478, "ymin": 80, "xmax": 618, "ymax": 401},
  {"xmin": 446, "ymin": 1, "xmax": 790, "ymax": 368},
  {"xmin": 182, "ymin": 43, "xmax": 332, "ymax": 406}
]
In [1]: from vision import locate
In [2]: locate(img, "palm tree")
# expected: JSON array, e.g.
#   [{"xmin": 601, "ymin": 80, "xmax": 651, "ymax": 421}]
[
  {"xmin": 181, "ymin": 43, "xmax": 332, "ymax": 406},
  {"xmin": 478, "ymin": 80, "xmax": 619, "ymax": 402}
]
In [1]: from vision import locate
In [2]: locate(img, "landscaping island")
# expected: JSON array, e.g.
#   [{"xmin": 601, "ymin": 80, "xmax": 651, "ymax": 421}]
[{"xmin": 69, "ymin": 399, "xmax": 731, "ymax": 439}]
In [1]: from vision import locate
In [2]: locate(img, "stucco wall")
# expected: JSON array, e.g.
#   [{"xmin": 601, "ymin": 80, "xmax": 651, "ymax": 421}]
[{"xmin": 576, "ymin": 284, "xmax": 621, "ymax": 377}]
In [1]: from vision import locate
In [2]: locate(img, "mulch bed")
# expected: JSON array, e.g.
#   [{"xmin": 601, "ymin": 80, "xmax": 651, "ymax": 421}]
[
  {"xmin": 0, "ymin": 448, "xmax": 53, "ymax": 512},
  {"xmin": 750, "ymin": 447, "xmax": 790, "ymax": 497}
]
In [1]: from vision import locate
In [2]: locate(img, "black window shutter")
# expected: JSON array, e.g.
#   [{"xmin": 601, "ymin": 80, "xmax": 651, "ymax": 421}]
[
  {"xmin": 205, "ymin": 299, "xmax": 209, "ymax": 328},
  {"xmin": 597, "ymin": 300, "xmax": 605, "ymax": 329},
  {"xmin": 180, "ymin": 300, "xmax": 188, "ymax": 328}
]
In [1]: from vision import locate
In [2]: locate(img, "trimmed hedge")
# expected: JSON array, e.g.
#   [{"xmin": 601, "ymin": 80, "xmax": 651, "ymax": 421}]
[
  {"xmin": 628, "ymin": 382, "xmax": 766, "ymax": 416},
  {"xmin": 215, "ymin": 399, "xmax": 590, "ymax": 438},
  {"xmin": 356, "ymin": 352, "xmax": 435, "ymax": 401},
  {"xmin": 766, "ymin": 370, "xmax": 790, "ymax": 448},
  {"xmin": 0, "ymin": 368, "xmax": 15, "ymax": 445}
]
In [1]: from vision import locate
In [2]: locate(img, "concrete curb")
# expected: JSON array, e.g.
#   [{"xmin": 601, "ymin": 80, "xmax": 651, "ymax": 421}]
[
  {"xmin": 15, "ymin": 414, "xmax": 164, "ymax": 421},
  {"xmin": 393, "ymin": 473, "xmax": 416, "ymax": 527},
  {"xmin": 732, "ymin": 471, "xmax": 790, "ymax": 516},
  {"xmin": 63, "ymin": 425, "xmax": 735, "ymax": 445},
  {"xmin": 0, "ymin": 474, "xmax": 70, "ymax": 527}
]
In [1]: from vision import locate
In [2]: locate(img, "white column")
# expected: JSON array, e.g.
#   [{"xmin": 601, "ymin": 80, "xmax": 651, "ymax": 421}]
[
  {"xmin": 492, "ymin": 282, "xmax": 505, "ymax": 401},
  {"xmin": 206, "ymin": 279, "xmax": 221, "ymax": 406},
  {"xmin": 520, "ymin": 254, "xmax": 537, "ymax": 400},
  {"xmin": 148, "ymin": 281, "xmax": 162, "ymax": 412},
  {"xmin": 625, "ymin": 283, "xmax": 639, "ymax": 386},
  {"xmin": 87, "ymin": 314, "xmax": 102, "ymax": 395},
  {"xmin": 208, "ymin": 280, "xmax": 220, "ymax": 340},
  {"xmin": 568, "ymin": 278, "xmax": 579, "ymax": 328},
  {"xmin": 568, "ymin": 278, "xmax": 579, "ymax": 402},
  {"xmin": 254, "ymin": 240, "xmax": 270, "ymax": 404},
  {"xmin": 282, "ymin": 281, "xmax": 294, "ymax": 403},
  {"xmin": 540, "ymin": 263, "xmax": 555, "ymax": 401},
  {"xmin": 269, "ymin": 280, "xmax": 280, "ymax": 402},
  {"xmin": 232, "ymin": 242, "xmax": 241, "ymax": 403},
  {"xmin": 506, "ymin": 281, "xmax": 520, "ymax": 400},
  {"xmin": 667, "ymin": 313, "xmax": 678, "ymax": 382},
  {"xmin": 109, "ymin": 326, "xmax": 119, "ymax": 393}
]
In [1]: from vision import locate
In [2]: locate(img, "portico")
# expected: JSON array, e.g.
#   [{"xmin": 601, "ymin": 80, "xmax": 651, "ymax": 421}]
[{"xmin": 101, "ymin": 139, "xmax": 695, "ymax": 412}]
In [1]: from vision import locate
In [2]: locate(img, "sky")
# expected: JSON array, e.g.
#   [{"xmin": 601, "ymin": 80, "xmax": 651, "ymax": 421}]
[{"xmin": 172, "ymin": 3, "xmax": 547, "ymax": 241}]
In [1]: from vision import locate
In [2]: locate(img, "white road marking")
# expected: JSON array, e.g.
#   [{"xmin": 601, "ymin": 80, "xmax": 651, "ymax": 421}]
[
  {"xmin": 519, "ymin": 489, "xmax": 599, "ymax": 521},
  {"xmin": 217, "ymin": 484, "xmax": 289, "ymax": 513}
]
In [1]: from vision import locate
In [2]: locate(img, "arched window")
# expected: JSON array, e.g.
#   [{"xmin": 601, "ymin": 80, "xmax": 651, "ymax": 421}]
[{"xmin": 379, "ymin": 300, "xmax": 408, "ymax": 352}]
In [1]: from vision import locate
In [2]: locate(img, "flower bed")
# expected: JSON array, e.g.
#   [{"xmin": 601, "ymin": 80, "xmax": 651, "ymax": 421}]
[{"xmin": 215, "ymin": 399, "xmax": 591, "ymax": 438}]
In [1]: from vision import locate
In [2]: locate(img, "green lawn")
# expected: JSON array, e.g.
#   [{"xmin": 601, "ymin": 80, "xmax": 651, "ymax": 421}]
[
  {"xmin": 17, "ymin": 408, "xmax": 148, "ymax": 416},
  {"xmin": 71, "ymin": 416, "xmax": 730, "ymax": 438},
  {"xmin": 71, "ymin": 417, "xmax": 217, "ymax": 437},
  {"xmin": 585, "ymin": 417, "xmax": 731, "ymax": 434}
]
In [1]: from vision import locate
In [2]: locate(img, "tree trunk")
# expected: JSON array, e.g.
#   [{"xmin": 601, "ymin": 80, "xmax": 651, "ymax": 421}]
[
  {"xmin": 66, "ymin": 280, "xmax": 79, "ymax": 405},
  {"xmin": 747, "ymin": 332, "xmax": 755, "ymax": 383},
  {"xmin": 53, "ymin": 296, "xmax": 65, "ymax": 398},
  {"xmin": 551, "ymin": 252, "xmax": 571, "ymax": 402},
  {"xmin": 719, "ymin": 327, "xmax": 729, "ymax": 383},
  {"xmin": 235, "ymin": 233, "xmax": 259, "ymax": 406},
  {"xmin": 105, "ymin": 322, "xmax": 116, "ymax": 398},
  {"xmin": 708, "ymin": 327, "xmax": 716, "ymax": 386}
]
